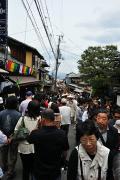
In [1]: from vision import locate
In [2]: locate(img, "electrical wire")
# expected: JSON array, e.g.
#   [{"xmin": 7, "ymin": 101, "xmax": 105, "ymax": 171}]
[
  {"xmin": 9, "ymin": 29, "xmax": 34, "ymax": 36},
  {"xmin": 21, "ymin": 0, "xmax": 51, "ymax": 60},
  {"xmin": 61, "ymin": 48, "xmax": 80, "ymax": 58},
  {"xmin": 33, "ymin": 0, "xmax": 57, "ymax": 60},
  {"xmin": 25, "ymin": 0, "xmax": 51, "ymax": 58},
  {"xmin": 44, "ymin": 0, "xmax": 57, "ymax": 47},
  {"xmin": 24, "ymin": 0, "xmax": 34, "ymax": 42}
]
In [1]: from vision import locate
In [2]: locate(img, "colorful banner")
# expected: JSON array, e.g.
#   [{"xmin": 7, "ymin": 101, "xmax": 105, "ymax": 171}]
[{"xmin": 6, "ymin": 60, "xmax": 34, "ymax": 75}]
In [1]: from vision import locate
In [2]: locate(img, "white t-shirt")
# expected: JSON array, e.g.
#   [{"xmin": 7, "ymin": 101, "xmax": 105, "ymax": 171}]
[
  {"xmin": 19, "ymin": 99, "xmax": 32, "ymax": 115},
  {"xmin": 59, "ymin": 106, "xmax": 71, "ymax": 125}
]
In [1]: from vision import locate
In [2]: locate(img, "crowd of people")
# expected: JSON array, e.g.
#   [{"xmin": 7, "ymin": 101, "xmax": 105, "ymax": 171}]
[{"xmin": 0, "ymin": 90, "xmax": 120, "ymax": 180}]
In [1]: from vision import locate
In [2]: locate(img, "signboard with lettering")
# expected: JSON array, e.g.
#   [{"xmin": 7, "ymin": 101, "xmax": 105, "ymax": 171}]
[{"xmin": 0, "ymin": 0, "xmax": 8, "ymax": 46}]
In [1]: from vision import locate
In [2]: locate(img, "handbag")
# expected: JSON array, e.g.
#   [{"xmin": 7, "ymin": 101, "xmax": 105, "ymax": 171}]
[{"xmin": 13, "ymin": 116, "xmax": 30, "ymax": 141}]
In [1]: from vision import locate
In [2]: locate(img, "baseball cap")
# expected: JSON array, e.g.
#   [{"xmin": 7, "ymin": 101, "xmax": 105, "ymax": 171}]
[{"xmin": 26, "ymin": 91, "xmax": 33, "ymax": 96}]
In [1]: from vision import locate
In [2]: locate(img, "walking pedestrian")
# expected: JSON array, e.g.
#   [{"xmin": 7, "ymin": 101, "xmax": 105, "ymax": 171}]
[
  {"xmin": 19, "ymin": 91, "xmax": 33, "ymax": 116},
  {"xmin": 67, "ymin": 119, "xmax": 110, "ymax": 180},
  {"xmin": 0, "ymin": 96, "xmax": 21, "ymax": 179},
  {"xmin": 59, "ymin": 98, "xmax": 71, "ymax": 137},
  {"xmin": 15, "ymin": 101, "xmax": 40, "ymax": 180},
  {"xmin": 27, "ymin": 109, "xmax": 69, "ymax": 180},
  {"xmin": 96, "ymin": 108, "xmax": 119, "ymax": 179}
]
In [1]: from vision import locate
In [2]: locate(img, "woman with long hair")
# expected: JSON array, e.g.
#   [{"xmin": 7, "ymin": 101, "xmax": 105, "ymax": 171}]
[{"xmin": 14, "ymin": 101, "xmax": 40, "ymax": 180}]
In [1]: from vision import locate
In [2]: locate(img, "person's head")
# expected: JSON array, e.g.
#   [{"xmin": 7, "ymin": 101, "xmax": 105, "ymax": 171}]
[
  {"xmin": 51, "ymin": 103, "xmax": 60, "ymax": 113},
  {"xmin": 67, "ymin": 94, "xmax": 74, "ymax": 101},
  {"xmin": 61, "ymin": 98, "xmax": 67, "ymax": 106},
  {"xmin": 96, "ymin": 109, "xmax": 108, "ymax": 130},
  {"xmin": 27, "ymin": 101, "xmax": 40, "ymax": 118},
  {"xmin": 26, "ymin": 91, "xmax": 33, "ymax": 99},
  {"xmin": 113, "ymin": 108, "xmax": 120, "ymax": 121},
  {"xmin": 41, "ymin": 109, "xmax": 55, "ymax": 126},
  {"xmin": 78, "ymin": 119, "xmax": 98, "ymax": 155},
  {"xmin": 33, "ymin": 94, "xmax": 41, "ymax": 104},
  {"xmin": 5, "ymin": 96, "xmax": 18, "ymax": 110}
]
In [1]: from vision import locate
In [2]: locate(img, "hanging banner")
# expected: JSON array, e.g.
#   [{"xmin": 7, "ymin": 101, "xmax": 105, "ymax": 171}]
[{"xmin": 0, "ymin": 0, "xmax": 8, "ymax": 46}]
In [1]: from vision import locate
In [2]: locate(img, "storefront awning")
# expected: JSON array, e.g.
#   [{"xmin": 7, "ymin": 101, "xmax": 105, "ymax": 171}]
[{"xmin": 9, "ymin": 76, "xmax": 40, "ymax": 86}]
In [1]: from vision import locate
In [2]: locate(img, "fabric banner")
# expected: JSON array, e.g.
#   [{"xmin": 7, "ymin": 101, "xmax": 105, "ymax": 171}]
[{"xmin": 6, "ymin": 60, "xmax": 34, "ymax": 75}]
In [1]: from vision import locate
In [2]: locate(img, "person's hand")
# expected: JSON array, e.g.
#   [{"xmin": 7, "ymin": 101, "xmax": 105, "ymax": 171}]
[{"xmin": 6, "ymin": 138, "xmax": 12, "ymax": 144}]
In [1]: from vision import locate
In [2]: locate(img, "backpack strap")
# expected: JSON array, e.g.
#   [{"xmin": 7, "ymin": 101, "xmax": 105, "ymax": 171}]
[
  {"xmin": 21, "ymin": 116, "xmax": 25, "ymax": 127},
  {"xmin": 98, "ymin": 166, "xmax": 101, "ymax": 180},
  {"xmin": 78, "ymin": 145, "xmax": 84, "ymax": 180},
  {"xmin": 80, "ymin": 157, "xmax": 84, "ymax": 180}
]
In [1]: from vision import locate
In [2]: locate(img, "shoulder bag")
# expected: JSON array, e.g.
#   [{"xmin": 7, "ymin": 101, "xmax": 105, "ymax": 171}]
[{"xmin": 13, "ymin": 116, "xmax": 30, "ymax": 141}]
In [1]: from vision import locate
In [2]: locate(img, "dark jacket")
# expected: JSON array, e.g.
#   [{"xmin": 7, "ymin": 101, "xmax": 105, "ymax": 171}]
[
  {"xmin": 97, "ymin": 125, "xmax": 119, "ymax": 179},
  {"xmin": 98, "ymin": 125, "xmax": 119, "ymax": 152},
  {"xmin": 0, "ymin": 109, "xmax": 21, "ymax": 137},
  {"xmin": 27, "ymin": 126, "xmax": 69, "ymax": 180}
]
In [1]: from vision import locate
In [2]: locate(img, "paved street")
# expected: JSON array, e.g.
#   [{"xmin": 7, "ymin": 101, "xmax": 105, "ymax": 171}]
[{"xmin": 3, "ymin": 125, "xmax": 76, "ymax": 180}]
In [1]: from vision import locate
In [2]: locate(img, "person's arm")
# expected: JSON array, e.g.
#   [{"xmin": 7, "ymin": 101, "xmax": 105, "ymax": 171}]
[
  {"xmin": 27, "ymin": 129, "xmax": 38, "ymax": 144},
  {"xmin": 0, "ymin": 130, "xmax": 7, "ymax": 145},
  {"xmin": 67, "ymin": 148, "xmax": 78, "ymax": 180}
]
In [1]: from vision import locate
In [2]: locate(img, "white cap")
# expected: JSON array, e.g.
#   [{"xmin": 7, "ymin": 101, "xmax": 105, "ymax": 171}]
[
  {"xmin": 61, "ymin": 98, "xmax": 67, "ymax": 104},
  {"xmin": 67, "ymin": 94, "xmax": 75, "ymax": 99}
]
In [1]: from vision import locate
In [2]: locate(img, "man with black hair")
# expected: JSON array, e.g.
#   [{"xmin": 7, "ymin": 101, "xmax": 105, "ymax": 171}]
[
  {"xmin": 109, "ymin": 107, "xmax": 120, "ymax": 126},
  {"xmin": 96, "ymin": 108, "xmax": 119, "ymax": 180},
  {"xmin": 0, "ymin": 96, "xmax": 21, "ymax": 179},
  {"xmin": 27, "ymin": 109, "xmax": 69, "ymax": 180}
]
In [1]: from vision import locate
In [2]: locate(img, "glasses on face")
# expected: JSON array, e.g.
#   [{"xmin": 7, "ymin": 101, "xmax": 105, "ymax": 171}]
[{"xmin": 80, "ymin": 136, "xmax": 96, "ymax": 145}]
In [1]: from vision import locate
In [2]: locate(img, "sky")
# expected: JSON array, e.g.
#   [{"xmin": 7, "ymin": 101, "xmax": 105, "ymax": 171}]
[{"xmin": 8, "ymin": 0, "xmax": 120, "ymax": 78}]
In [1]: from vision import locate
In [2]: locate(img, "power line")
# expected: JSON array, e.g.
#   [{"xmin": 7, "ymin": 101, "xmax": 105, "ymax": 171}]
[
  {"xmin": 21, "ymin": 0, "xmax": 51, "ymax": 60},
  {"xmin": 61, "ymin": 48, "xmax": 80, "ymax": 57},
  {"xmin": 24, "ymin": 0, "xmax": 34, "ymax": 42},
  {"xmin": 36, "ymin": 0, "xmax": 57, "ymax": 61},
  {"xmin": 33, "ymin": 0, "xmax": 57, "ymax": 60},
  {"xmin": 9, "ymin": 29, "xmax": 34, "ymax": 36},
  {"xmin": 25, "ymin": 0, "xmax": 50, "ymax": 57},
  {"xmin": 44, "ymin": 0, "xmax": 57, "ymax": 47},
  {"xmin": 53, "ymin": 24, "xmax": 82, "ymax": 52}
]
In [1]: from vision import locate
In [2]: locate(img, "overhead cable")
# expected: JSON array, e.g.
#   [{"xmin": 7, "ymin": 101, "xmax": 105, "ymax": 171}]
[
  {"xmin": 34, "ymin": 0, "xmax": 57, "ymax": 60},
  {"xmin": 21, "ymin": 0, "xmax": 51, "ymax": 59},
  {"xmin": 44, "ymin": 0, "xmax": 57, "ymax": 47}
]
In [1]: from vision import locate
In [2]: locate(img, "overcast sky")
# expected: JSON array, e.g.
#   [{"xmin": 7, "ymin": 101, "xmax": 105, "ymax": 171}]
[{"xmin": 8, "ymin": 0, "xmax": 120, "ymax": 77}]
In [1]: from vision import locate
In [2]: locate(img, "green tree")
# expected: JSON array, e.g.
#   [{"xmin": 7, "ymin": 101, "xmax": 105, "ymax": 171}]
[{"xmin": 78, "ymin": 45, "xmax": 120, "ymax": 96}]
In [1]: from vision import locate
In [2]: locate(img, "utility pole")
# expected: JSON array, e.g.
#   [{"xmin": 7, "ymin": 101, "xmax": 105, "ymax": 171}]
[{"xmin": 54, "ymin": 35, "xmax": 62, "ymax": 92}]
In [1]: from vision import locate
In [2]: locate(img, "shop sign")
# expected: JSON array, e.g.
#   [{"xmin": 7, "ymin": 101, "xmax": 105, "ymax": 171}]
[{"xmin": 0, "ymin": 0, "xmax": 8, "ymax": 46}]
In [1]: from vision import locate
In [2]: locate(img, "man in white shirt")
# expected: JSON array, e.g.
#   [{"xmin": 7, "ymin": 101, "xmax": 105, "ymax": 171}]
[
  {"xmin": 59, "ymin": 98, "xmax": 71, "ymax": 137},
  {"xmin": 19, "ymin": 91, "xmax": 33, "ymax": 115}
]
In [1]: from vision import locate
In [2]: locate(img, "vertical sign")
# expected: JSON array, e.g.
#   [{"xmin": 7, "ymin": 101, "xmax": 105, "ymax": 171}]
[{"xmin": 0, "ymin": 0, "xmax": 8, "ymax": 46}]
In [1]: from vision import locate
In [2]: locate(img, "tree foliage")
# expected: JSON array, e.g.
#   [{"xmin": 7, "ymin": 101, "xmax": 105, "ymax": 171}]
[{"xmin": 78, "ymin": 45, "xmax": 120, "ymax": 96}]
